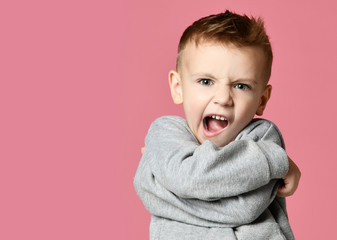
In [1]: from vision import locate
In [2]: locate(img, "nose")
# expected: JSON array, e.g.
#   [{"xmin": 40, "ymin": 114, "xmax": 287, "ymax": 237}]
[{"xmin": 213, "ymin": 87, "xmax": 233, "ymax": 107}]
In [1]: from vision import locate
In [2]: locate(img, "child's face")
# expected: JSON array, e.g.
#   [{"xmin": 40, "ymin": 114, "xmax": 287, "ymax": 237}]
[{"xmin": 169, "ymin": 42, "xmax": 272, "ymax": 147}]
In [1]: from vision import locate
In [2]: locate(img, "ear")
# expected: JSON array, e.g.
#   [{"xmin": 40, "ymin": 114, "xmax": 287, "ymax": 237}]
[
  {"xmin": 256, "ymin": 85, "xmax": 272, "ymax": 116},
  {"xmin": 168, "ymin": 70, "xmax": 183, "ymax": 104}
]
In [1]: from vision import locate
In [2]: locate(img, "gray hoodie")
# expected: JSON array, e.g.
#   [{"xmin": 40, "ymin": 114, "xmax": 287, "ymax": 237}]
[{"xmin": 134, "ymin": 116, "xmax": 294, "ymax": 239}]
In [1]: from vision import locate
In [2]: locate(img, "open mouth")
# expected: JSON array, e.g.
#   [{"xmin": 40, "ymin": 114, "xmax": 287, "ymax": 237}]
[{"xmin": 203, "ymin": 115, "xmax": 229, "ymax": 136}]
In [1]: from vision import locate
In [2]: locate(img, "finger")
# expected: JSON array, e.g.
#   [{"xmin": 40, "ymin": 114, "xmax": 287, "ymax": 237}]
[
  {"xmin": 277, "ymin": 182, "xmax": 296, "ymax": 197},
  {"xmin": 277, "ymin": 186, "xmax": 289, "ymax": 197},
  {"xmin": 141, "ymin": 147, "xmax": 146, "ymax": 154}
]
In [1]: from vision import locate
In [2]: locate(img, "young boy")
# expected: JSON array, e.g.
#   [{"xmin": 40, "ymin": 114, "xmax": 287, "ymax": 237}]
[{"xmin": 134, "ymin": 10, "xmax": 300, "ymax": 240}]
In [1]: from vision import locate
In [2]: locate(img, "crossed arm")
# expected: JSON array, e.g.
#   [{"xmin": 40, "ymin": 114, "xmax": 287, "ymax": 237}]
[
  {"xmin": 134, "ymin": 116, "xmax": 300, "ymax": 227},
  {"xmin": 140, "ymin": 149, "xmax": 299, "ymax": 198}
]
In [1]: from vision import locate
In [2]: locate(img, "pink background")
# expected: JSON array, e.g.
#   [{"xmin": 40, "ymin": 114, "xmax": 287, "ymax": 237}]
[{"xmin": 1, "ymin": 0, "xmax": 336, "ymax": 239}]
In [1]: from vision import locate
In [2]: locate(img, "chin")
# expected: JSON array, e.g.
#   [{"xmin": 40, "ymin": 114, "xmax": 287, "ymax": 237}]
[
  {"xmin": 209, "ymin": 135, "xmax": 234, "ymax": 147},
  {"xmin": 214, "ymin": 142, "xmax": 228, "ymax": 147},
  {"xmin": 209, "ymin": 139, "xmax": 229, "ymax": 147}
]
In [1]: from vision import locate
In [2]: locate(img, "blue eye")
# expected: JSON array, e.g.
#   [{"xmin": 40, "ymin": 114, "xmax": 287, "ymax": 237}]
[
  {"xmin": 234, "ymin": 83, "xmax": 250, "ymax": 90},
  {"xmin": 199, "ymin": 79, "xmax": 213, "ymax": 86}
]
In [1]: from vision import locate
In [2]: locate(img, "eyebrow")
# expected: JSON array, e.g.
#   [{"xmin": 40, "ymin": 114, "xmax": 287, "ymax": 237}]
[{"xmin": 191, "ymin": 73, "xmax": 217, "ymax": 79}]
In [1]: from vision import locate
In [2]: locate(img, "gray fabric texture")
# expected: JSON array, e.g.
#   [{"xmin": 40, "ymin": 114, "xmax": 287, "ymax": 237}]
[{"xmin": 134, "ymin": 116, "xmax": 294, "ymax": 240}]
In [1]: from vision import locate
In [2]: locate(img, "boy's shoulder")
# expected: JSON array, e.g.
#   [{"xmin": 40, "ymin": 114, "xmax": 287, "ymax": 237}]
[
  {"xmin": 145, "ymin": 116, "xmax": 201, "ymax": 150},
  {"xmin": 150, "ymin": 115, "xmax": 190, "ymax": 132},
  {"xmin": 147, "ymin": 115, "xmax": 195, "ymax": 140},
  {"xmin": 236, "ymin": 118, "xmax": 285, "ymax": 149},
  {"xmin": 244, "ymin": 118, "xmax": 282, "ymax": 133},
  {"xmin": 153, "ymin": 115, "xmax": 186, "ymax": 125}
]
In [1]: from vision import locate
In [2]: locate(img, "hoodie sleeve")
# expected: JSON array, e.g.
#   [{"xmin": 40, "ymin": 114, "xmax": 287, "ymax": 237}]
[{"xmin": 134, "ymin": 116, "xmax": 288, "ymax": 227}]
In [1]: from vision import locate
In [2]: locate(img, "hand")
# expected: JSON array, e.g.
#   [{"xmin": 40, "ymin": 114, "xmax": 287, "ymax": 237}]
[
  {"xmin": 141, "ymin": 147, "xmax": 146, "ymax": 154},
  {"xmin": 277, "ymin": 157, "xmax": 301, "ymax": 197}
]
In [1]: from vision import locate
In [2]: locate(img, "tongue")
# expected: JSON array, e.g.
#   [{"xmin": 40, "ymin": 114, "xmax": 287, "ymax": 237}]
[{"xmin": 207, "ymin": 118, "xmax": 227, "ymax": 132}]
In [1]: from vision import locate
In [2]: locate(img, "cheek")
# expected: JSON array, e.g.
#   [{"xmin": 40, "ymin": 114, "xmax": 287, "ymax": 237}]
[
  {"xmin": 236, "ymin": 97, "xmax": 259, "ymax": 117},
  {"xmin": 183, "ymin": 98, "xmax": 205, "ymax": 125},
  {"xmin": 184, "ymin": 103, "xmax": 200, "ymax": 121},
  {"xmin": 184, "ymin": 90, "xmax": 207, "ymax": 110}
]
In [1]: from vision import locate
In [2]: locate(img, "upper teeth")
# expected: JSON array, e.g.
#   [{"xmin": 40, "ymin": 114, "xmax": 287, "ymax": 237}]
[{"xmin": 211, "ymin": 115, "xmax": 226, "ymax": 121}]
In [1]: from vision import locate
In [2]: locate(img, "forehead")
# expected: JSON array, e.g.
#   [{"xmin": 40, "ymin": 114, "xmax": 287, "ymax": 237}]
[{"xmin": 180, "ymin": 41, "xmax": 267, "ymax": 82}]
